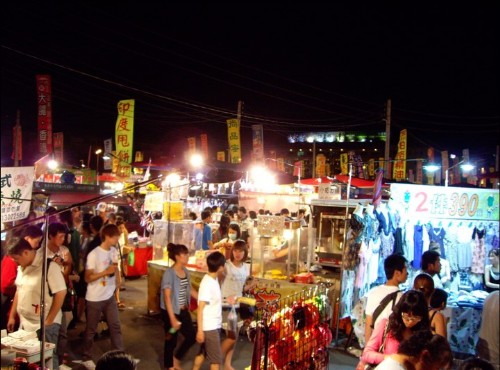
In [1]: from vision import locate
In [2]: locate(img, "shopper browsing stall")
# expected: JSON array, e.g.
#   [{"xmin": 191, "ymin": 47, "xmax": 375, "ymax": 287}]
[
  {"xmin": 220, "ymin": 240, "xmax": 251, "ymax": 370},
  {"xmin": 484, "ymin": 249, "xmax": 499, "ymax": 292},
  {"xmin": 360, "ymin": 290, "xmax": 430, "ymax": 367}
]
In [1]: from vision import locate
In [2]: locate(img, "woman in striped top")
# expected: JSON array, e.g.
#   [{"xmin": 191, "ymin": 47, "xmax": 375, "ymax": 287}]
[{"xmin": 160, "ymin": 243, "xmax": 198, "ymax": 370}]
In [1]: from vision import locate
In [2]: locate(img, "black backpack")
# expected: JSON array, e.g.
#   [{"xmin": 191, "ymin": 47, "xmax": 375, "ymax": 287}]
[{"xmin": 370, "ymin": 290, "xmax": 400, "ymax": 329}]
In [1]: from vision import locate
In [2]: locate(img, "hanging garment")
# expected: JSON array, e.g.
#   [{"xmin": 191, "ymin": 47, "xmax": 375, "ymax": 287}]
[
  {"xmin": 457, "ymin": 224, "xmax": 473, "ymax": 269},
  {"xmin": 429, "ymin": 226, "xmax": 447, "ymax": 259},
  {"xmin": 404, "ymin": 222, "xmax": 414, "ymax": 264},
  {"xmin": 471, "ymin": 226, "xmax": 486, "ymax": 274},
  {"xmin": 412, "ymin": 224, "xmax": 424, "ymax": 269},
  {"xmin": 367, "ymin": 237, "xmax": 381, "ymax": 285},
  {"xmin": 393, "ymin": 227, "xmax": 404, "ymax": 256},
  {"xmin": 343, "ymin": 218, "xmax": 364, "ymax": 270},
  {"xmin": 380, "ymin": 231, "xmax": 395, "ymax": 259}
]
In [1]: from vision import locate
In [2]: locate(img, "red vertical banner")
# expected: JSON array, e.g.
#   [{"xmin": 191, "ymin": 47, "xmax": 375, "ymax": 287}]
[
  {"xmin": 187, "ymin": 137, "xmax": 196, "ymax": 154},
  {"xmin": 200, "ymin": 134, "xmax": 208, "ymax": 159},
  {"xmin": 36, "ymin": 75, "xmax": 53, "ymax": 155},
  {"xmin": 293, "ymin": 161, "xmax": 302, "ymax": 177},
  {"xmin": 53, "ymin": 132, "xmax": 64, "ymax": 163}
]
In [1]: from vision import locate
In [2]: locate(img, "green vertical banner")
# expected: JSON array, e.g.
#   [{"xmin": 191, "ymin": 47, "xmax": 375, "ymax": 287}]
[
  {"xmin": 115, "ymin": 99, "xmax": 135, "ymax": 177},
  {"xmin": 226, "ymin": 118, "xmax": 241, "ymax": 163}
]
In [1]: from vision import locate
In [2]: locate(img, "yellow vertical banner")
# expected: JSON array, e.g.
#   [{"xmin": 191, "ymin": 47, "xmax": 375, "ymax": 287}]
[
  {"xmin": 340, "ymin": 153, "xmax": 348, "ymax": 175},
  {"xmin": 227, "ymin": 119, "xmax": 241, "ymax": 163},
  {"xmin": 316, "ymin": 154, "xmax": 326, "ymax": 177},
  {"xmin": 393, "ymin": 129, "xmax": 407, "ymax": 181},
  {"xmin": 115, "ymin": 99, "xmax": 135, "ymax": 177}
]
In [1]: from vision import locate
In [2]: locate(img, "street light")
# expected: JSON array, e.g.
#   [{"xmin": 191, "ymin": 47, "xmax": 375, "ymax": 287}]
[
  {"xmin": 445, "ymin": 160, "xmax": 474, "ymax": 187},
  {"xmin": 95, "ymin": 149, "xmax": 102, "ymax": 184}
]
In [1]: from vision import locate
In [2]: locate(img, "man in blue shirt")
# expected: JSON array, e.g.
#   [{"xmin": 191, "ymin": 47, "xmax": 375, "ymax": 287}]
[{"xmin": 201, "ymin": 211, "xmax": 213, "ymax": 250}]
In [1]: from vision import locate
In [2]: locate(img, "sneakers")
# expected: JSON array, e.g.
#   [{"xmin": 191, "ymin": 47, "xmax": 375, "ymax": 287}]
[
  {"xmin": 81, "ymin": 360, "xmax": 96, "ymax": 370},
  {"xmin": 59, "ymin": 365, "xmax": 72, "ymax": 370}
]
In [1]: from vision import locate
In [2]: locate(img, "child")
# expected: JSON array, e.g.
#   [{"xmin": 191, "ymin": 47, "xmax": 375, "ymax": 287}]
[
  {"xmin": 193, "ymin": 251, "xmax": 226, "ymax": 370},
  {"xmin": 220, "ymin": 240, "xmax": 251, "ymax": 370},
  {"xmin": 428, "ymin": 288, "xmax": 448, "ymax": 337}
]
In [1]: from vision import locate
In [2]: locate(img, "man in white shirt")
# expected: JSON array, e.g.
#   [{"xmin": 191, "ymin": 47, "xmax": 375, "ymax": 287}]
[
  {"xmin": 420, "ymin": 250, "xmax": 443, "ymax": 289},
  {"xmin": 81, "ymin": 224, "xmax": 124, "ymax": 369},
  {"xmin": 7, "ymin": 238, "xmax": 67, "ymax": 370},
  {"xmin": 364, "ymin": 254, "xmax": 408, "ymax": 343}
]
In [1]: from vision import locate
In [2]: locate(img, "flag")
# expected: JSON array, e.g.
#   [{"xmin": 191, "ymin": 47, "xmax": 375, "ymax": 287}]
[
  {"xmin": 393, "ymin": 129, "xmax": 407, "ymax": 181},
  {"xmin": 200, "ymin": 134, "xmax": 208, "ymax": 158},
  {"xmin": 252, "ymin": 124, "xmax": 264, "ymax": 162},
  {"xmin": 373, "ymin": 168, "xmax": 384, "ymax": 206}
]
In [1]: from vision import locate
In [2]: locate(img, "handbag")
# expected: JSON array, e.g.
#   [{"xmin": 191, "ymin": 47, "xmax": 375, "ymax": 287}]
[{"xmin": 357, "ymin": 322, "xmax": 390, "ymax": 370}]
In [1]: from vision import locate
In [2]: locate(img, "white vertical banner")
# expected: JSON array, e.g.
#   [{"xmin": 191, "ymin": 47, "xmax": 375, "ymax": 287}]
[
  {"xmin": 1, "ymin": 167, "xmax": 35, "ymax": 223},
  {"xmin": 103, "ymin": 138, "xmax": 113, "ymax": 170}
]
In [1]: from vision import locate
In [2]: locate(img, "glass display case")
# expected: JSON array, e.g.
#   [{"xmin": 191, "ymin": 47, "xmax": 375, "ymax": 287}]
[
  {"xmin": 151, "ymin": 219, "xmax": 195, "ymax": 260},
  {"xmin": 250, "ymin": 215, "xmax": 310, "ymax": 279}
]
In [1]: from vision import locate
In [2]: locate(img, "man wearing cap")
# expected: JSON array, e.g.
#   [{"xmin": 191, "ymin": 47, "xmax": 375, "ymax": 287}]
[{"xmin": 96, "ymin": 202, "xmax": 108, "ymax": 224}]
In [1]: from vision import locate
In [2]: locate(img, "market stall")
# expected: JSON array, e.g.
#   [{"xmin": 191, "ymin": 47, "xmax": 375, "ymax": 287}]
[{"xmin": 344, "ymin": 183, "xmax": 499, "ymax": 354}]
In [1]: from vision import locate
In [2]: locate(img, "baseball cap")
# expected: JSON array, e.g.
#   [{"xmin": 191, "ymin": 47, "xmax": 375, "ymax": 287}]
[{"xmin": 96, "ymin": 202, "xmax": 107, "ymax": 212}]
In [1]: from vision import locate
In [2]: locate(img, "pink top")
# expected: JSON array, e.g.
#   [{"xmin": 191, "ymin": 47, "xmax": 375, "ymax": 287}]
[{"xmin": 361, "ymin": 318, "xmax": 400, "ymax": 365}]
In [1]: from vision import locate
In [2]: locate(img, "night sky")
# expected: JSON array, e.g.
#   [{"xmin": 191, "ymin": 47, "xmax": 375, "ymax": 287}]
[{"xmin": 1, "ymin": 3, "xmax": 499, "ymax": 168}]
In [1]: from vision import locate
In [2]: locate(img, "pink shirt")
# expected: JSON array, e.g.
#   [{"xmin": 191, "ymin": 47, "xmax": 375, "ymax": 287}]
[{"xmin": 361, "ymin": 318, "xmax": 400, "ymax": 365}]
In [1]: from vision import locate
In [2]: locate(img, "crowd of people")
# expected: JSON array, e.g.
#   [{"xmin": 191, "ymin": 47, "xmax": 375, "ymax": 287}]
[
  {"xmin": 2, "ymin": 200, "xmax": 498, "ymax": 370},
  {"xmin": 1, "ymin": 202, "xmax": 130, "ymax": 370},
  {"xmin": 358, "ymin": 247, "xmax": 499, "ymax": 370}
]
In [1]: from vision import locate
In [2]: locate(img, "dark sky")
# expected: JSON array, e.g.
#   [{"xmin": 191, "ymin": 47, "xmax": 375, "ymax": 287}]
[{"xmin": 1, "ymin": 3, "xmax": 499, "ymax": 167}]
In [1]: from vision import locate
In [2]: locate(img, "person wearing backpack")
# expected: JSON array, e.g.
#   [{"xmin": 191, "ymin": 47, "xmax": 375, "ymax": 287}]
[{"xmin": 364, "ymin": 254, "xmax": 408, "ymax": 344}]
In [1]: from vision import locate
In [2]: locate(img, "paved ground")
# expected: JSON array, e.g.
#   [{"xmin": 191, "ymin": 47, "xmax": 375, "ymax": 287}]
[{"xmin": 64, "ymin": 276, "xmax": 359, "ymax": 370}]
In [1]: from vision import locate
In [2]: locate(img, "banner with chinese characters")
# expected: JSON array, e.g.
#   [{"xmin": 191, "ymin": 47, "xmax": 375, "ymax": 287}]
[
  {"xmin": 53, "ymin": 132, "xmax": 64, "ymax": 163},
  {"xmin": 103, "ymin": 138, "xmax": 113, "ymax": 170},
  {"xmin": 252, "ymin": 124, "xmax": 264, "ymax": 163},
  {"xmin": 315, "ymin": 154, "xmax": 326, "ymax": 177},
  {"xmin": 368, "ymin": 158, "xmax": 375, "ymax": 177},
  {"xmin": 390, "ymin": 183, "xmax": 499, "ymax": 221},
  {"xmin": 36, "ymin": 75, "xmax": 53, "ymax": 155},
  {"xmin": 340, "ymin": 153, "xmax": 348, "ymax": 175},
  {"xmin": 216, "ymin": 151, "xmax": 225, "ymax": 162},
  {"xmin": 1, "ymin": 167, "xmax": 35, "ymax": 223},
  {"xmin": 226, "ymin": 118, "xmax": 241, "ymax": 163},
  {"xmin": 200, "ymin": 134, "xmax": 208, "ymax": 159},
  {"xmin": 392, "ymin": 129, "xmax": 407, "ymax": 181},
  {"xmin": 114, "ymin": 99, "xmax": 135, "ymax": 177},
  {"xmin": 187, "ymin": 137, "xmax": 196, "ymax": 154}
]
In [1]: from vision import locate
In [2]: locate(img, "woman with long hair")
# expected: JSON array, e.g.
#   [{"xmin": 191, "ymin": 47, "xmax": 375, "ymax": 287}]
[{"xmin": 361, "ymin": 290, "xmax": 430, "ymax": 366}]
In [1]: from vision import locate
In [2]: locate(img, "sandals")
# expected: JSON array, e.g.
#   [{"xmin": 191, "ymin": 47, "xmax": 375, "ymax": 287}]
[{"xmin": 117, "ymin": 302, "xmax": 126, "ymax": 310}]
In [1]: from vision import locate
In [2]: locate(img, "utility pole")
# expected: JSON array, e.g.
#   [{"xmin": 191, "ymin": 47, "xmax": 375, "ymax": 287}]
[
  {"xmin": 384, "ymin": 99, "xmax": 392, "ymax": 179},
  {"xmin": 13, "ymin": 110, "xmax": 21, "ymax": 167},
  {"xmin": 237, "ymin": 100, "xmax": 243, "ymax": 123}
]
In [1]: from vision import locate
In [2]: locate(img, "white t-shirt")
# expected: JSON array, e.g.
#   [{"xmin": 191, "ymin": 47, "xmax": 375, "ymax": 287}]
[
  {"xmin": 16, "ymin": 249, "xmax": 67, "ymax": 332},
  {"xmin": 198, "ymin": 274, "xmax": 222, "ymax": 331},
  {"xmin": 221, "ymin": 261, "xmax": 250, "ymax": 307},
  {"xmin": 46, "ymin": 245, "xmax": 71, "ymax": 273},
  {"xmin": 375, "ymin": 357, "xmax": 407, "ymax": 370},
  {"xmin": 365, "ymin": 285, "xmax": 401, "ymax": 328},
  {"xmin": 85, "ymin": 246, "xmax": 117, "ymax": 302}
]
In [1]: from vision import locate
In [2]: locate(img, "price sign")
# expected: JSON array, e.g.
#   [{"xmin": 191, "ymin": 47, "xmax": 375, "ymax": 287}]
[{"xmin": 390, "ymin": 184, "xmax": 499, "ymax": 221}]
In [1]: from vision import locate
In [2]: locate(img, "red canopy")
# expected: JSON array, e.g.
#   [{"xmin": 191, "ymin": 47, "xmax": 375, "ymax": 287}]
[
  {"xmin": 334, "ymin": 174, "xmax": 378, "ymax": 188},
  {"xmin": 299, "ymin": 176, "xmax": 336, "ymax": 186}
]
